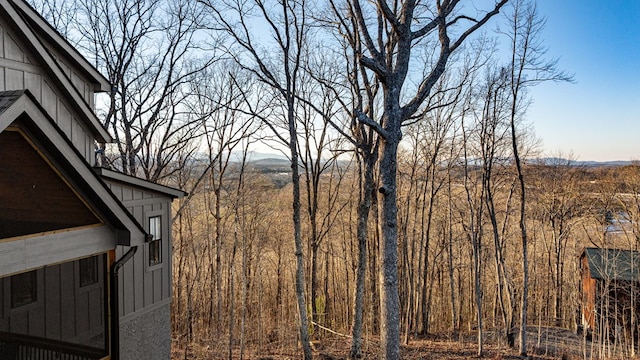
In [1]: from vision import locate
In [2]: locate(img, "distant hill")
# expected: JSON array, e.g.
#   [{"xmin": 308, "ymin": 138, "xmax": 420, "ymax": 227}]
[
  {"xmin": 577, "ymin": 160, "xmax": 635, "ymax": 167},
  {"xmin": 537, "ymin": 158, "xmax": 636, "ymax": 167},
  {"xmin": 244, "ymin": 151, "xmax": 288, "ymax": 162},
  {"xmin": 250, "ymin": 157, "xmax": 291, "ymax": 167}
]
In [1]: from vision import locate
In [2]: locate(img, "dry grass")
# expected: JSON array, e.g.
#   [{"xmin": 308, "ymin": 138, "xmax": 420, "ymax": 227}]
[{"xmin": 172, "ymin": 326, "xmax": 640, "ymax": 360}]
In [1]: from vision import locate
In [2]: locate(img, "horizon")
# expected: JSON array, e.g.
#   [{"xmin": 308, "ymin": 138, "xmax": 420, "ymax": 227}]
[{"xmin": 240, "ymin": 150, "xmax": 639, "ymax": 165}]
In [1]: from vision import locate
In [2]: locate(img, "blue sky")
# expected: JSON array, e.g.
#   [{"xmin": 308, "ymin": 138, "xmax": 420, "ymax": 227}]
[{"xmin": 526, "ymin": 1, "xmax": 640, "ymax": 161}]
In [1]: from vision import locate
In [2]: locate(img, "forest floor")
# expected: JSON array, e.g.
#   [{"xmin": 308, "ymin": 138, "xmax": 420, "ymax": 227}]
[{"xmin": 172, "ymin": 326, "xmax": 640, "ymax": 359}]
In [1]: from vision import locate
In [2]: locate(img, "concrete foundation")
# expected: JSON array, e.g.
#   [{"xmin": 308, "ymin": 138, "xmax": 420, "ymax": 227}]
[{"xmin": 119, "ymin": 303, "xmax": 171, "ymax": 360}]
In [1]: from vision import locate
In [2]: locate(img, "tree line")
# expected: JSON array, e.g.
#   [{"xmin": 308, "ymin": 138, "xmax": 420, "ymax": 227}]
[{"xmin": 31, "ymin": 0, "xmax": 640, "ymax": 359}]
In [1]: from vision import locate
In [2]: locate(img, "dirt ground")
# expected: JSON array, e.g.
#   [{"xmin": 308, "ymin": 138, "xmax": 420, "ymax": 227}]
[{"xmin": 172, "ymin": 326, "xmax": 640, "ymax": 359}]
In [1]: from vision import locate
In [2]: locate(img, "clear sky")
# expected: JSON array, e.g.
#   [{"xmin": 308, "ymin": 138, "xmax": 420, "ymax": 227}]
[{"xmin": 527, "ymin": 0, "xmax": 640, "ymax": 162}]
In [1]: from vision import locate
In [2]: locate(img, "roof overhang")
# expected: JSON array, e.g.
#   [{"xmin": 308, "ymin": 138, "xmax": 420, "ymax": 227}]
[
  {"xmin": 0, "ymin": 90, "xmax": 144, "ymax": 246},
  {"xmin": 95, "ymin": 167, "xmax": 187, "ymax": 199}
]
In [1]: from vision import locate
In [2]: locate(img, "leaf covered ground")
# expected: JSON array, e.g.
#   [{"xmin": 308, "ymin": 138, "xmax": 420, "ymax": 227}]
[{"xmin": 172, "ymin": 326, "xmax": 639, "ymax": 359}]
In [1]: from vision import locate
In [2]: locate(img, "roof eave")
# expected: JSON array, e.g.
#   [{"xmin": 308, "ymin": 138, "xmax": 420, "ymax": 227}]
[
  {"xmin": 0, "ymin": 91, "xmax": 145, "ymax": 245},
  {"xmin": 95, "ymin": 167, "xmax": 187, "ymax": 199}
]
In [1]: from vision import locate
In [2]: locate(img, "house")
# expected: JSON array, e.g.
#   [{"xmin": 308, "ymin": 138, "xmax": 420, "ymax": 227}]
[
  {"xmin": 0, "ymin": 0, "xmax": 184, "ymax": 359},
  {"xmin": 580, "ymin": 247, "xmax": 640, "ymax": 340}
]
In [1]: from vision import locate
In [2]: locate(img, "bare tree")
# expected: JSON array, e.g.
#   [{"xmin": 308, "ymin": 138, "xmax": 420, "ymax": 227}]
[
  {"xmin": 414, "ymin": 54, "xmax": 487, "ymax": 338},
  {"xmin": 28, "ymin": 0, "xmax": 77, "ymax": 37},
  {"xmin": 200, "ymin": 0, "xmax": 314, "ymax": 357},
  {"xmin": 501, "ymin": 0, "xmax": 574, "ymax": 355},
  {"xmin": 306, "ymin": 4, "xmax": 383, "ymax": 355},
  {"xmin": 460, "ymin": 98, "xmax": 487, "ymax": 356},
  {"xmin": 342, "ymin": 1, "xmax": 508, "ymax": 357},
  {"xmin": 188, "ymin": 64, "xmax": 258, "ymax": 351},
  {"xmin": 47, "ymin": 0, "xmax": 215, "ymax": 180},
  {"xmin": 295, "ymin": 51, "xmax": 349, "ymax": 331},
  {"xmin": 475, "ymin": 65, "xmax": 518, "ymax": 347},
  {"xmin": 531, "ymin": 155, "xmax": 583, "ymax": 327}
]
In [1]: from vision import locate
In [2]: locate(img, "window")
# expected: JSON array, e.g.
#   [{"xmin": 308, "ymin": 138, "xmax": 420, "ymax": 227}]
[
  {"xmin": 79, "ymin": 255, "xmax": 98, "ymax": 287},
  {"xmin": 148, "ymin": 215, "xmax": 162, "ymax": 266},
  {"xmin": 11, "ymin": 270, "xmax": 37, "ymax": 308}
]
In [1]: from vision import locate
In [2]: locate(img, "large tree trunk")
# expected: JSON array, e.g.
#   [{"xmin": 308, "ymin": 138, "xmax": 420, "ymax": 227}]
[
  {"xmin": 311, "ymin": 242, "xmax": 319, "ymax": 327},
  {"xmin": 289, "ymin": 101, "xmax": 313, "ymax": 360},
  {"xmin": 517, "ymin": 175, "xmax": 529, "ymax": 356},
  {"xmin": 369, "ymin": 197, "xmax": 380, "ymax": 334},
  {"xmin": 446, "ymin": 172, "xmax": 458, "ymax": 335},
  {"xmin": 473, "ymin": 232, "xmax": 484, "ymax": 357},
  {"xmin": 511, "ymin": 88, "xmax": 529, "ymax": 357},
  {"xmin": 350, "ymin": 149, "xmax": 376, "ymax": 359},
  {"xmin": 378, "ymin": 129, "xmax": 401, "ymax": 360},
  {"xmin": 344, "ymin": 2, "xmax": 508, "ymax": 358}
]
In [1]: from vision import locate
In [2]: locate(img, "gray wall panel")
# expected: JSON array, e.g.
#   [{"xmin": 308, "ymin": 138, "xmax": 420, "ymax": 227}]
[{"xmin": 0, "ymin": 19, "xmax": 96, "ymax": 163}]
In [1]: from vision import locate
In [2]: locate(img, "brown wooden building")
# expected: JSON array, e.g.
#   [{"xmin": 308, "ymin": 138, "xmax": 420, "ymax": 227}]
[
  {"xmin": 0, "ymin": 0, "xmax": 184, "ymax": 359},
  {"xmin": 580, "ymin": 248, "xmax": 640, "ymax": 339}
]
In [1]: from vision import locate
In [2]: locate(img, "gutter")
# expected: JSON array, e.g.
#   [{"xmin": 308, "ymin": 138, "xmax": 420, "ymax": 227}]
[{"xmin": 110, "ymin": 246, "xmax": 137, "ymax": 360}]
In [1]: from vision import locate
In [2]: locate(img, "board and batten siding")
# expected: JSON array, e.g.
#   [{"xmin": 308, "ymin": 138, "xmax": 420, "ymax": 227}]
[
  {"xmin": 0, "ymin": 257, "xmax": 106, "ymax": 349},
  {"xmin": 46, "ymin": 44, "xmax": 97, "ymax": 108},
  {"xmin": 104, "ymin": 180, "xmax": 173, "ymax": 318},
  {"xmin": 0, "ymin": 17, "xmax": 96, "ymax": 164},
  {"xmin": 14, "ymin": 3, "xmax": 102, "ymax": 108}
]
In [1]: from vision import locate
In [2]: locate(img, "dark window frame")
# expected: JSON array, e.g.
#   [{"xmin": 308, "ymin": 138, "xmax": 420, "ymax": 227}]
[
  {"xmin": 79, "ymin": 255, "xmax": 98, "ymax": 287},
  {"xmin": 10, "ymin": 270, "xmax": 37, "ymax": 308},
  {"xmin": 148, "ymin": 215, "xmax": 162, "ymax": 267}
]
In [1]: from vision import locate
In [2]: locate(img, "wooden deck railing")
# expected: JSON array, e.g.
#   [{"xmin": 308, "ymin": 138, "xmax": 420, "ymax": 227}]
[{"xmin": 0, "ymin": 331, "xmax": 106, "ymax": 360}]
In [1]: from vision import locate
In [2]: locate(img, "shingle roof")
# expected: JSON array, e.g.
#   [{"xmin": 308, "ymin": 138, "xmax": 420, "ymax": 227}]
[
  {"xmin": 583, "ymin": 248, "xmax": 640, "ymax": 281},
  {"xmin": 0, "ymin": 90, "xmax": 26, "ymax": 114}
]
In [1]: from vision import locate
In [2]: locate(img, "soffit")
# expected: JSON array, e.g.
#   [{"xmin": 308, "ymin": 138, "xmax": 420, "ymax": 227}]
[
  {"xmin": 0, "ymin": 130, "xmax": 101, "ymax": 238},
  {"xmin": 0, "ymin": 90, "xmax": 145, "ymax": 245}
]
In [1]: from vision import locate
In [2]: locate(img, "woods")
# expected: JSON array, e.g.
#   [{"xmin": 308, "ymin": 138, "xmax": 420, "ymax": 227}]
[{"xmin": 27, "ymin": 0, "xmax": 640, "ymax": 358}]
